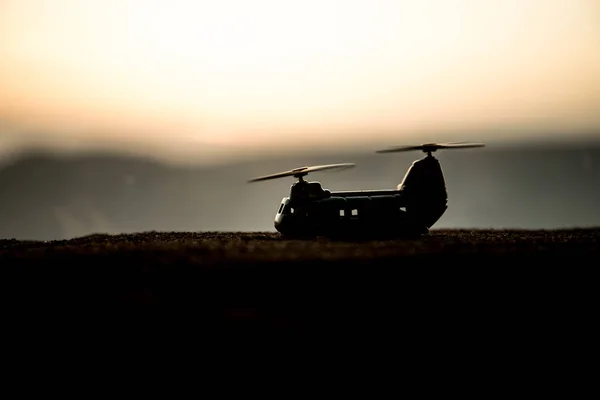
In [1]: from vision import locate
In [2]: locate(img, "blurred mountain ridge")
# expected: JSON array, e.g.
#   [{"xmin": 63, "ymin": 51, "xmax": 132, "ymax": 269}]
[{"xmin": 1, "ymin": 138, "xmax": 600, "ymax": 240}]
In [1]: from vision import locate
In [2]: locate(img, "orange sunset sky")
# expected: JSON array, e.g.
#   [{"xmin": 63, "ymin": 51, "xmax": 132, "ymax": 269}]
[{"xmin": 1, "ymin": 0, "xmax": 599, "ymax": 164}]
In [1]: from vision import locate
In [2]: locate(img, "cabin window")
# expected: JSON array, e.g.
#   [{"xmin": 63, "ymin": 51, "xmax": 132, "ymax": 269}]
[
  {"xmin": 278, "ymin": 203, "xmax": 285, "ymax": 214},
  {"xmin": 400, "ymin": 207, "xmax": 406, "ymax": 212},
  {"xmin": 352, "ymin": 209, "xmax": 358, "ymax": 216},
  {"xmin": 339, "ymin": 210, "xmax": 345, "ymax": 217}
]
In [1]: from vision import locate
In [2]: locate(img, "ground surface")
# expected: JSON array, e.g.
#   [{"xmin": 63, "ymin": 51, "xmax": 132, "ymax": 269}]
[{"xmin": 1, "ymin": 229, "xmax": 598, "ymax": 365}]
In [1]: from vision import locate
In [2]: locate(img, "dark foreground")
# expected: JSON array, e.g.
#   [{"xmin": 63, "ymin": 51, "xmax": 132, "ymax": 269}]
[{"xmin": 1, "ymin": 229, "xmax": 598, "ymax": 368}]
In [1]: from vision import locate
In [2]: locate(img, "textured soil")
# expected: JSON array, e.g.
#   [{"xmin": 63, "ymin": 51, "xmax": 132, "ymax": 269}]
[{"xmin": 1, "ymin": 229, "xmax": 598, "ymax": 364}]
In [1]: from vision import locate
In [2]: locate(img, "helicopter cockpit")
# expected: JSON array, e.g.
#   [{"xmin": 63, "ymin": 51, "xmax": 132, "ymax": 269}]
[{"xmin": 289, "ymin": 180, "xmax": 331, "ymax": 202}]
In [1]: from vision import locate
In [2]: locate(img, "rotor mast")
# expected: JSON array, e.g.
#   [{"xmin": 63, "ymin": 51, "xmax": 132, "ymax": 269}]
[{"xmin": 291, "ymin": 168, "xmax": 308, "ymax": 183}]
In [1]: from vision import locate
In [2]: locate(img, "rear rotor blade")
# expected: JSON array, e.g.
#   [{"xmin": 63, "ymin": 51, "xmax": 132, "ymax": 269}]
[
  {"xmin": 375, "ymin": 145, "xmax": 427, "ymax": 153},
  {"xmin": 376, "ymin": 142, "xmax": 485, "ymax": 153}
]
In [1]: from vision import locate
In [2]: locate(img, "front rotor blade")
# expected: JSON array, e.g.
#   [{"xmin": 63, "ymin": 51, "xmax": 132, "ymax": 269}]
[
  {"xmin": 247, "ymin": 169, "xmax": 306, "ymax": 182},
  {"xmin": 247, "ymin": 163, "xmax": 355, "ymax": 183},
  {"xmin": 304, "ymin": 163, "xmax": 356, "ymax": 173},
  {"xmin": 437, "ymin": 142, "xmax": 486, "ymax": 149}
]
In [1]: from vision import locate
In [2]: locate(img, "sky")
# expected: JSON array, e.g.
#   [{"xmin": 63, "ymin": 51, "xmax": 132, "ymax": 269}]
[{"xmin": 1, "ymin": 0, "xmax": 599, "ymax": 165}]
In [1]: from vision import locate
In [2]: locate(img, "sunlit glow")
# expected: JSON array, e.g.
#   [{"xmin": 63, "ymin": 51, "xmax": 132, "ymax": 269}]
[{"xmin": 1, "ymin": 0, "xmax": 599, "ymax": 162}]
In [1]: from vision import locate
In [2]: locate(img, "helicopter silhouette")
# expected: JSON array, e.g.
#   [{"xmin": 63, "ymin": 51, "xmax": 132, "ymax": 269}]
[{"xmin": 248, "ymin": 142, "xmax": 485, "ymax": 239}]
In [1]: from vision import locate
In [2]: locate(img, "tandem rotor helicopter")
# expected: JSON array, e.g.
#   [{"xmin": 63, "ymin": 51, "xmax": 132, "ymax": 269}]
[{"xmin": 248, "ymin": 142, "xmax": 485, "ymax": 239}]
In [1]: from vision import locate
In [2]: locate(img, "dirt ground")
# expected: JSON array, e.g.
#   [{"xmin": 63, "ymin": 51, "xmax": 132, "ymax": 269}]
[{"xmin": 1, "ymin": 228, "xmax": 597, "ymax": 366}]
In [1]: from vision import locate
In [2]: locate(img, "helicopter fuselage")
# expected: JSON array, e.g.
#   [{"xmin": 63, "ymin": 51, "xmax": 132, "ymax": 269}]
[{"xmin": 273, "ymin": 155, "xmax": 448, "ymax": 238}]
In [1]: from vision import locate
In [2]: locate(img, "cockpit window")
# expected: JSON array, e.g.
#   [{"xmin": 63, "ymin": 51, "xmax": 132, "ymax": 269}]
[{"xmin": 278, "ymin": 203, "xmax": 285, "ymax": 214}]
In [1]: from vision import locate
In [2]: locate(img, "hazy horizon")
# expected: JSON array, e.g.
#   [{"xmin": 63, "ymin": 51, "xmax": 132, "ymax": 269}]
[
  {"xmin": 2, "ymin": 0, "xmax": 599, "ymax": 166},
  {"xmin": 2, "ymin": 142, "xmax": 600, "ymax": 240}
]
